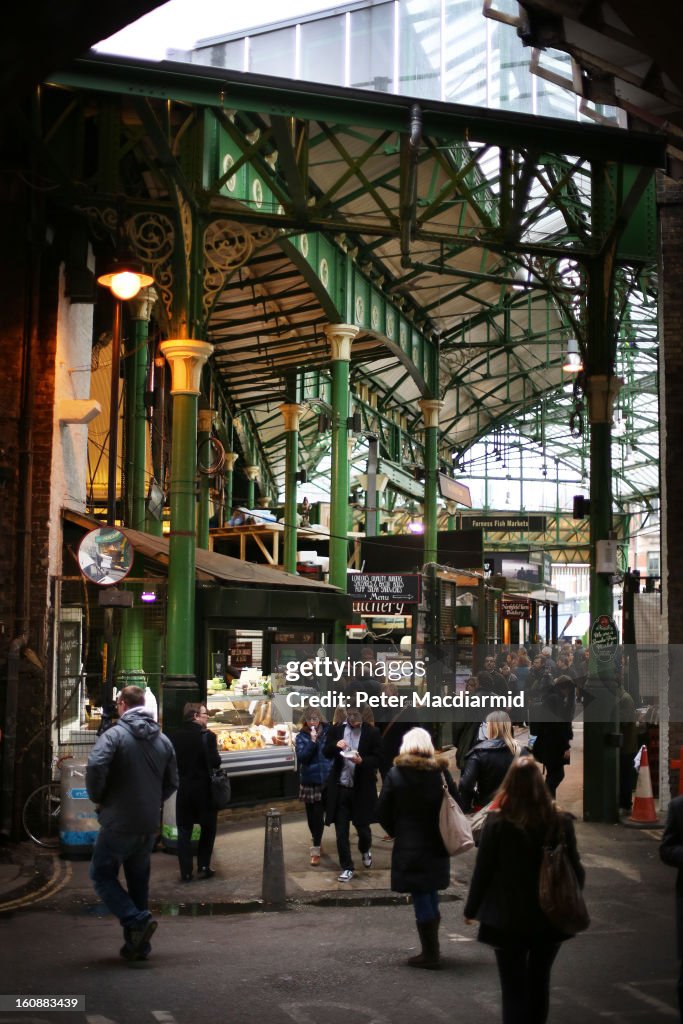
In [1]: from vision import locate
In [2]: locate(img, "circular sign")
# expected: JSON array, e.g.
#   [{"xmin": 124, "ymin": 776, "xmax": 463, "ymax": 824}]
[
  {"xmin": 78, "ymin": 528, "xmax": 134, "ymax": 586},
  {"xmin": 590, "ymin": 614, "xmax": 619, "ymax": 663}
]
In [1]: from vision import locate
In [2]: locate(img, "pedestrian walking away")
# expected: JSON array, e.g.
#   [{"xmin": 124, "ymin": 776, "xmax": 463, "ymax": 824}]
[
  {"xmin": 464, "ymin": 755, "xmax": 585, "ymax": 1024},
  {"xmin": 169, "ymin": 702, "xmax": 222, "ymax": 882},
  {"xmin": 294, "ymin": 710, "xmax": 334, "ymax": 865},
  {"xmin": 324, "ymin": 704, "xmax": 381, "ymax": 881},
  {"xmin": 659, "ymin": 794, "xmax": 683, "ymax": 1020},
  {"xmin": 458, "ymin": 710, "xmax": 525, "ymax": 812},
  {"xmin": 531, "ymin": 674, "xmax": 575, "ymax": 798},
  {"xmin": 86, "ymin": 685, "xmax": 178, "ymax": 963},
  {"xmin": 376, "ymin": 727, "xmax": 461, "ymax": 969}
]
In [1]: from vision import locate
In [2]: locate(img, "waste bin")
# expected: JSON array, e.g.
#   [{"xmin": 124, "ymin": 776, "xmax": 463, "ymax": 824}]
[{"xmin": 60, "ymin": 761, "xmax": 99, "ymax": 858}]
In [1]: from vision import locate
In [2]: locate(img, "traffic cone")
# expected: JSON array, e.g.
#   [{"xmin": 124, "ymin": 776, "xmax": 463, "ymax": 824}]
[{"xmin": 628, "ymin": 745, "xmax": 658, "ymax": 824}]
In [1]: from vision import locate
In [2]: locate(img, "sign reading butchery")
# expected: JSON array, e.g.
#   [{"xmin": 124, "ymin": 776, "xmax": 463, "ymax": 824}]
[
  {"xmin": 352, "ymin": 601, "xmax": 406, "ymax": 616},
  {"xmin": 347, "ymin": 573, "xmax": 421, "ymax": 604}
]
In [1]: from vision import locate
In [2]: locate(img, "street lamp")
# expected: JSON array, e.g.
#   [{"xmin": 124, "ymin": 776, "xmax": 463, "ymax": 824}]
[{"xmin": 97, "ymin": 254, "xmax": 154, "ymax": 524}]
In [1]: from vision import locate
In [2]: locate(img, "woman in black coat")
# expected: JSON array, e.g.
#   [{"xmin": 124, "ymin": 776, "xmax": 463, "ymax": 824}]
[
  {"xmin": 169, "ymin": 702, "xmax": 221, "ymax": 882},
  {"xmin": 376, "ymin": 727, "xmax": 460, "ymax": 970},
  {"xmin": 459, "ymin": 711, "xmax": 523, "ymax": 811},
  {"xmin": 464, "ymin": 756, "xmax": 585, "ymax": 1024}
]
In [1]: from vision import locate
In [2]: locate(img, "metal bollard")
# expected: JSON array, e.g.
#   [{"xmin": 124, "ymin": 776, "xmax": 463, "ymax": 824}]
[{"xmin": 262, "ymin": 807, "xmax": 286, "ymax": 906}]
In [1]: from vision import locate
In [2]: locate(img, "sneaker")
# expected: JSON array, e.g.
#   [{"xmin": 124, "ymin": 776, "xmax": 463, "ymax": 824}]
[
  {"xmin": 127, "ymin": 915, "xmax": 158, "ymax": 956},
  {"xmin": 338, "ymin": 868, "xmax": 354, "ymax": 882},
  {"xmin": 180, "ymin": 874, "xmax": 193, "ymax": 883},
  {"xmin": 197, "ymin": 867, "xmax": 215, "ymax": 880},
  {"xmin": 310, "ymin": 847, "xmax": 321, "ymax": 866},
  {"xmin": 362, "ymin": 851, "xmax": 373, "ymax": 868},
  {"xmin": 120, "ymin": 941, "xmax": 151, "ymax": 963}
]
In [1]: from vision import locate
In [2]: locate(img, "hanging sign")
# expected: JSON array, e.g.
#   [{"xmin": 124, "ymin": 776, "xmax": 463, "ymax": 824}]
[
  {"xmin": 347, "ymin": 573, "xmax": 421, "ymax": 603},
  {"xmin": 590, "ymin": 614, "xmax": 619, "ymax": 663},
  {"xmin": 77, "ymin": 528, "xmax": 134, "ymax": 586},
  {"xmin": 500, "ymin": 595, "xmax": 531, "ymax": 620}
]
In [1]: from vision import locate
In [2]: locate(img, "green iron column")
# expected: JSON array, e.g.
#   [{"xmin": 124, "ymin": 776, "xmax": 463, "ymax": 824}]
[
  {"xmin": 445, "ymin": 500, "xmax": 457, "ymax": 531},
  {"xmin": 326, "ymin": 323, "xmax": 358, "ymax": 585},
  {"xmin": 245, "ymin": 465, "xmax": 259, "ymax": 509},
  {"xmin": 118, "ymin": 288, "xmax": 156, "ymax": 693},
  {"xmin": 583, "ymin": 370, "xmax": 623, "ymax": 823},
  {"xmin": 197, "ymin": 407, "xmax": 213, "ymax": 550},
  {"xmin": 419, "ymin": 399, "xmax": 442, "ymax": 566},
  {"xmin": 280, "ymin": 403, "xmax": 303, "ymax": 573},
  {"xmin": 159, "ymin": 338, "xmax": 212, "ymax": 729},
  {"xmin": 326, "ymin": 323, "xmax": 358, "ymax": 642},
  {"xmin": 375, "ymin": 474, "xmax": 388, "ymax": 535},
  {"xmin": 582, "ymin": 226, "xmax": 622, "ymax": 822},
  {"xmin": 223, "ymin": 451, "xmax": 238, "ymax": 521}
]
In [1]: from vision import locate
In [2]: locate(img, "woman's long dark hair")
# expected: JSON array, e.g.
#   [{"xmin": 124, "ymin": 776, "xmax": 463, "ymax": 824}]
[{"xmin": 497, "ymin": 756, "xmax": 557, "ymax": 831}]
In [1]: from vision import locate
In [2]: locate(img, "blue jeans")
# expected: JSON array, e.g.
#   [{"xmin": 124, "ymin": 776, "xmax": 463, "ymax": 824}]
[
  {"xmin": 89, "ymin": 828, "xmax": 156, "ymax": 928},
  {"xmin": 412, "ymin": 890, "xmax": 439, "ymax": 923}
]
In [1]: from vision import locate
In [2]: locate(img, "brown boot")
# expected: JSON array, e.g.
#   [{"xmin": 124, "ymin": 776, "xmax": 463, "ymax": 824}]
[{"xmin": 407, "ymin": 919, "xmax": 441, "ymax": 969}]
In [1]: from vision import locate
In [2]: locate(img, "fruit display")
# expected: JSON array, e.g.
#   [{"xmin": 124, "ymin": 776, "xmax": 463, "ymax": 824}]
[{"xmin": 215, "ymin": 727, "xmax": 267, "ymax": 752}]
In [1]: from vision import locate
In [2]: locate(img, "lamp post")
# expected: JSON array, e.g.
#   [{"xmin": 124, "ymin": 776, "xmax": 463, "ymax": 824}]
[{"xmin": 97, "ymin": 255, "xmax": 154, "ymax": 525}]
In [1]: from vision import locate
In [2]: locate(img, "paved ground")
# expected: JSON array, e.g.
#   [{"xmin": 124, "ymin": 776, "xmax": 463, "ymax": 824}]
[{"xmin": 0, "ymin": 724, "xmax": 679, "ymax": 1023}]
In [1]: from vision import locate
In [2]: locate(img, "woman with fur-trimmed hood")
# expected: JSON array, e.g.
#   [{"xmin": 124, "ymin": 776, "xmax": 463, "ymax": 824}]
[{"xmin": 376, "ymin": 727, "xmax": 461, "ymax": 970}]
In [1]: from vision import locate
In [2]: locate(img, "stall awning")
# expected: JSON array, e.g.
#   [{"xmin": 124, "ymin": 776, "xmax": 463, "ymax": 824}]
[{"xmin": 63, "ymin": 510, "xmax": 340, "ymax": 591}]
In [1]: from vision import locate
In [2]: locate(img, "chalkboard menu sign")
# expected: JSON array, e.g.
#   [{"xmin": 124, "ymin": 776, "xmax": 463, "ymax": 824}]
[
  {"xmin": 347, "ymin": 573, "xmax": 421, "ymax": 603},
  {"xmin": 59, "ymin": 615, "xmax": 82, "ymax": 713}
]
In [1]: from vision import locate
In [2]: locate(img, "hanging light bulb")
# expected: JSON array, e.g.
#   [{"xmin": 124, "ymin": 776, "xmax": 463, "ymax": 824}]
[{"xmin": 562, "ymin": 337, "xmax": 583, "ymax": 373}]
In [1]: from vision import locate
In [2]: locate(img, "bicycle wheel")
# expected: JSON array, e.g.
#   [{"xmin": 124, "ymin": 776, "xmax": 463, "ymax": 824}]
[{"xmin": 22, "ymin": 782, "xmax": 61, "ymax": 848}]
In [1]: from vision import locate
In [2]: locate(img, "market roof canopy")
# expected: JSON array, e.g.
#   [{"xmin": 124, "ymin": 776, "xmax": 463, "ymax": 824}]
[{"xmin": 45, "ymin": 54, "xmax": 664, "ymax": 507}]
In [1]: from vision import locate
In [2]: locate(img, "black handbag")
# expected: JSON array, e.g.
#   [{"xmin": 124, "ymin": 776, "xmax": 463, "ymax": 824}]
[
  {"xmin": 539, "ymin": 816, "xmax": 589, "ymax": 935},
  {"xmin": 210, "ymin": 768, "xmax": 232, "ymax": 810}
]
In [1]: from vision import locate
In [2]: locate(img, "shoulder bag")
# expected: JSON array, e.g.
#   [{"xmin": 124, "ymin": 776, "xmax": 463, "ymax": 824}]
[
  {"xmin": 210, "ymin": 767, "xmax": 232, "ymax": 810},
  {"xmin": 439, "ymin": 772, "xmax": 474, "ymax": 856},
  {"xmin": 204, "ymin": 734, "xmax": 231, "ymax": 810},
  {"xmin": 469, "ymin": 796, "xmax": 500, "ymax": 846},
  {"xmin": 538, "ymin": 815, "xmax": 589, "ymax": 935}
]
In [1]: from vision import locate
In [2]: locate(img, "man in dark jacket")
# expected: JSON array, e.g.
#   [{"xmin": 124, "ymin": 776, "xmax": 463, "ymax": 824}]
[
  {"xmin": 324, "ymin": 705, "xmax": 382, "ymax": 882},
  {"xmin": 169, "ymin": 702, "xmax": 222, "ymax": 882},
  {"xmin": 660, "ymin": 796, "xmax": 683, "ymax": 1018},
  {"xmin": 86, "ymin": 685, "xmax": 178, "ymax": 962},
  {"xmin": 531, "ymin": 675, "xmax": 574, "ymax": 797}
]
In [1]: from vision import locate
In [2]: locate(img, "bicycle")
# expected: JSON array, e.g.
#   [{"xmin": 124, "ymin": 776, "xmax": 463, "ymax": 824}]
[{"xmin": 22, "ymin": 781, "xmax": 61, "ymax": 849}]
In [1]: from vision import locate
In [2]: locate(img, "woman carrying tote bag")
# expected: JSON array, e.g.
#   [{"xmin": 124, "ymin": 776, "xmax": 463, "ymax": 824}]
[
  {"xmin": 464, "ymin": 756, "xmax": 585, "ymax": 1024},
  {"xmin": 376, "ymin": 727, "xmax": 461, "ymax": 970}
]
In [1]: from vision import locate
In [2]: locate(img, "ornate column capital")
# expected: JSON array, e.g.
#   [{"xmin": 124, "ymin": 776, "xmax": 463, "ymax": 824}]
[
  {"xmin": 128, "ymin": 286, "xmax": 157, "ymax": 322},
  {"xmin": 256, "ymin": 496, "xmax": 271, "ymax": 508},
  {"xmin": 224, "ymin": 451, "xmax": 238, "ymax": 472},
  {"xmin": 418, "ymin": 398, "xmax": 443, "ymax": 429},
  {"xmin": 585, "ymin": 375, "xmax": 623, "ymax": 424},
  {"xmin": 244, "ymin": 465, "xmax": 260, "ymax": 482},
  {"xmin": 324, "ymin": 323, "xmax": 359, "ymax": 362},
  {"xmin": 279, "ymin": 402, "xmax": 304, "ymax": 432},
  {"xmin": 445, "ymin": 500, "xmax": 458, "ymax": 516},
  {"xmin": 159, "ymin": 339, "xmax": 213, "ymax": 395}
]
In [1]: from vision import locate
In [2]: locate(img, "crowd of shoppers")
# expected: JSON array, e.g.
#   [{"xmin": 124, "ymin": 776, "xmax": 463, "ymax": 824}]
[{"xmin": 87, "ymin": 643, "xmax": 648, "ymax": 1024}]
